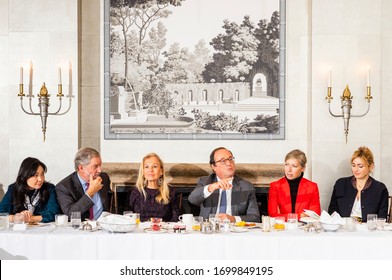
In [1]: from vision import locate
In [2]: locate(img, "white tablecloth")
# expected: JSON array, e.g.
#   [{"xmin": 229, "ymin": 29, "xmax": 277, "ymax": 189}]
[{"xmin": 1, "ymin": 223, "xmax": 392, "ymax": 260}]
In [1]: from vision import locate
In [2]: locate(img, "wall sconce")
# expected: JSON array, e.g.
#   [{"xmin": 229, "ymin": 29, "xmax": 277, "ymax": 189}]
[
  {"xmin": 18, "ymin": 62, "xmax": 73, "ymax": 141},
  {"xmin": 325, "ymin": 66, "xmax": 372, "ymax": 143}
]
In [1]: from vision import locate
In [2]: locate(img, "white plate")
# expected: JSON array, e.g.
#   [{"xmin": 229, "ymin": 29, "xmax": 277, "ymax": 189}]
[
  {"xmin": 27, "ymin": 222, "xmax": 47, "ymax": 228},
  {"xmin": 230, "ymin": 227, "xmax": 249, "ymax": 233},
  {"xmin": 144, "ymin": 228, "xmax": 168, "ymax": 234},
  {"xmin": 382, "ymin": 225, "xmax": 392, "ymax": 231}
]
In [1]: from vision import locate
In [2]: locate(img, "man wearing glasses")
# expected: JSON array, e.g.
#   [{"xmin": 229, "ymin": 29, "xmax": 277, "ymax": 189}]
[{"xmin": 188, "ymin": 147, "xmax": 260, "ymax": 222}]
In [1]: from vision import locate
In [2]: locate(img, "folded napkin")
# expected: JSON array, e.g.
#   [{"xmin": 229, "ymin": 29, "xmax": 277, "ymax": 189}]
[
  {"xmin": 299, "ymin": 209, "xmax": 320, "ymax": 223},
  {"xmin": 319, "ymin": 210, "xmax": 344, "ymax": 225}
]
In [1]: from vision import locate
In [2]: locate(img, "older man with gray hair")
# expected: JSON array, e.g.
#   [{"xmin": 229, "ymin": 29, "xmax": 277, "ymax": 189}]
[{"xmin": 56, "ymin": 147, "xmax": 111, "ymax": 221}]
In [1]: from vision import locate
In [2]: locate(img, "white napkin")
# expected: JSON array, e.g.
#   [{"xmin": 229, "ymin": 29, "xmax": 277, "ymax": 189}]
[{"xmin": 319, "ymin": 210, "xmax": 344, "ymax": 225}]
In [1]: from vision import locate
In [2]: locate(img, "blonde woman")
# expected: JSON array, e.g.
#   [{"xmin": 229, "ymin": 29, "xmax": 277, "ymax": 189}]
[
  {"xmin": 126, "ymin": 153, "xmax": 179, "ymax": 222},
  {"xmin": 328, "ymin": 146, "xmax": 389, "ymax": 222}
]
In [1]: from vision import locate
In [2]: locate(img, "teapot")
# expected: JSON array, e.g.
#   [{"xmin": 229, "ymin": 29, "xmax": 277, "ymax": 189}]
[{"xmin": 201, "ymin": 219, "xmax": 213, "ymax": 234}]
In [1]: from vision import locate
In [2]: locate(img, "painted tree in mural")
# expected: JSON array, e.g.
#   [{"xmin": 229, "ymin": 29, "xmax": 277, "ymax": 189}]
[
  {"xmin": 110, "ymin": 0, "xmax": 184, "ymax": 116},
  {"xmin": 202, "ymin": 11, "xmax": 280, "ymax": 97}
]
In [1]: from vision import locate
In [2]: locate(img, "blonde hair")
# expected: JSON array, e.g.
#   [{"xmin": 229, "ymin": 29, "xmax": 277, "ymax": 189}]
[
  {"xmin": 285, "ymin": 149, "xmax": 307, "ymax": 168},
  {"xmin": 136, "ymin": 153, "xmax": 170, "ymax": 204},
  {"xmin": 351, "ymin": 146, "xmax": 374, "ymax": 167}
]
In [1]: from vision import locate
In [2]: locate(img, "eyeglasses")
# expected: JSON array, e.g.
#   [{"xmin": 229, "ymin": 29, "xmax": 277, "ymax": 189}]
[{"xmin": 213, "ymin": 157, "xmax": 235, "ymax": 165}]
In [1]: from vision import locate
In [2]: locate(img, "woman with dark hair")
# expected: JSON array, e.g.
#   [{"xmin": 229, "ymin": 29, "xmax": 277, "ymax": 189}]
[
  {"xmin": 328, "ymin": 146, "xmax": 389, "ymax": 222},
  {"xmin": 125, "ymin": 153, "xmax": 179, "ymax": 222},
  {"xmin": 0, "ymin": 157, "xmax": 60, "ymax": 223}
]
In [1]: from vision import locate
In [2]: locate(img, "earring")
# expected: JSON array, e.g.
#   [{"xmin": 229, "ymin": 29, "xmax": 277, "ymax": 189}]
[{"xmin": 157, "ymin": 176, "xmax": 163, "ymax": 186}]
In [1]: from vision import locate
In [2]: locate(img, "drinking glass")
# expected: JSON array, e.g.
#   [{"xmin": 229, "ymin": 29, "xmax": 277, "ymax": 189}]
[
  {"xmin": 262, "ymin": 215, "xmax": 271, "ymax": 232},
  {"xmin": 345, "ymin": 217, "xmax": 357, "ymax": 231},
  {"xmin": 193, "ymin": 216, "xmax": 203, "ymax": 231},
  {"xmin": 71, "ymin": 212, "xmax": 81, "ymax": 229},
  {"xmin": 274, "ymin": 216, "xmax": 285, "ymax": 231},
  {"xmin": 367, "ymin": 214, "xmax": 377, "ymax": 231},
  {"xmin": 0, "ymin": 213, "xmax": 9, "ymax": 230},
  {"xmin": 14, "ymin": 213, "xmax": 25, "ymax": 224},
  {"xmin": 376, "ymin": 218, "xmax": 386, "ymax": 230},
  {"xmin": 286, "ymin": 213, "xmax": 298, "ymax": 230}
]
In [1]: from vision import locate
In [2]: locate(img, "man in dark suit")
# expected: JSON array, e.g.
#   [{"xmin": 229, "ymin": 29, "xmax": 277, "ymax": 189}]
[
  {"xmin": 188, "ymin": 147, "xmax": 260, "ymax": 223},
  {"xmin": 56, "ymin": 147, "xmax": 110, "ymax": 221}
]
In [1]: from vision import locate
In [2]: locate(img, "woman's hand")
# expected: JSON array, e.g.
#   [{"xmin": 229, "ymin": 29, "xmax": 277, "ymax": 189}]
[{"xmin": 21, "ymin": 210, "xmax": 32, "ymax": 223}]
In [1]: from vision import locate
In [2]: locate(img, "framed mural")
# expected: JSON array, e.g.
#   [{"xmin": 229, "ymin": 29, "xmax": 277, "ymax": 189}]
[{"xmin": 104, "ymin": 0, "xmax": 286, "ymax": 140}]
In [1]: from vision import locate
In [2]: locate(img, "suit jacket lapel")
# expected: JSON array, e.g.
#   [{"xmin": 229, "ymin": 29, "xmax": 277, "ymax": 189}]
[
  {"xmin": 72, "ymin": 172, "xmax": 85, "ymax": 198},
  {"xmin": 295, "ymin": 180, "xmax": 308, "ymax": 212},
  {"xmin": 281, "ymin": 180, "xmax": 291, "ymax": 213},
  {"xmin": 231, "ymin": 176, "xmax": 240, "ymax": 215}
]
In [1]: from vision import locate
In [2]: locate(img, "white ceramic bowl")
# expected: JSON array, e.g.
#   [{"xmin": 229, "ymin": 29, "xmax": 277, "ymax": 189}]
[
  {"xmin": 320, "ymin": 222, "xmax": 340, "ymax": 232},
  {"xmin": 98, "ymin": 221, "xmax": 137, "ymax": 233}
]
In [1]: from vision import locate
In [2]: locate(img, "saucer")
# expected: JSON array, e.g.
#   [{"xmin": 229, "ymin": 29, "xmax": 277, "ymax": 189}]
[
  {"xmin": 144, "ymin": 228, "xmax": 168, "ymax": 234},
  {"xmin": 230, "ymin": 227, "xmax": 249, "ymax": 233}
]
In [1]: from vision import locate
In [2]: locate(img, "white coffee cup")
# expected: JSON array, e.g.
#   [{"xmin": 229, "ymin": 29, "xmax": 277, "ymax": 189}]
[
  {"xmin": 55, "ymin": 214, "xmax": 68, "ymax": 226},
  {"xmin": 179, "ymin": 214, "xmax": 193, "ymax": 231}
]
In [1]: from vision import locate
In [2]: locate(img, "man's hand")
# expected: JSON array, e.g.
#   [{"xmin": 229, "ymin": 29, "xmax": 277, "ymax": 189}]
[
  {"xmin": 216, "ymin": 213, "xmax": 235, "ymax": 223},
  {"xmin": 86, "ymin": 174, "xmax": 103, "ymax": 197},
  {"xmin": 207, "ymin": 177, "xmax": 233, "ymax": 193}
]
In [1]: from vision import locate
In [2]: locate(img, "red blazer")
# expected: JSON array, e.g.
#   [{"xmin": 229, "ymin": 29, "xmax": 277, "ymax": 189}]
[{"xmin": 268, "ymin": 177, "xmax": 321, "ymax": 220}]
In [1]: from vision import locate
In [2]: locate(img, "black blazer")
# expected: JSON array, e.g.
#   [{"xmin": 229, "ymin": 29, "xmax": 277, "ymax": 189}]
[
  {"xmin": 55, "ymin": 172, "xmax": 111, "ymax": 221},
  {"xmin": 328, "ymin": 176, "xmax": 389, "ymax": 222}
]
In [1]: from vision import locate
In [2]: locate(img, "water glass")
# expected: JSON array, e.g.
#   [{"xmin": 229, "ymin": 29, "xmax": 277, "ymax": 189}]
[
  {"xmin": 345, "ymin": 217, "xmax": 357, "ymax": 231},
  {"xmin": 367, "ymin": 214, "xmax": 377, "ymax": 231},
  {"xmin": 0, "ymin": 213, "xmax": 9, "ymax": 230},
  {"xmin": 376, "ymin": 218, "xmax": 386, "ymax": 230},
  {"xmin": 71, "ymin": 212, "xmax": 81, "ymax": 229},
  {"xmin": 219, "ymin": 218, "xmax": 231, "ymax": 233},
  {"xmin": 14, "ymin": 213, "xmax": 25, "ymax": 224},
  {"xmin": 261, "ymin": 215, "xmax": 271, "ymax": 232},
  {"xmin": 286, "ymin": 213, "xmax": 298, "ymax": 230}
]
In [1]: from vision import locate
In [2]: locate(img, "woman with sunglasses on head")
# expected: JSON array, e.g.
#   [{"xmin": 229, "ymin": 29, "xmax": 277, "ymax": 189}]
[
  {"xmin": 268, "ymin": 149, "xmax": 321, "ymax": 221},
  {"xmin": 328, "ymin": 146, "xmax": 389, "ymax": 222},
  {"xmin": 125, "ymin": 153, "xmax": 179, "ymax": 222},
  {"xmin": 0, "ymin": 157, "xmax": 60, "ymax": 223}
]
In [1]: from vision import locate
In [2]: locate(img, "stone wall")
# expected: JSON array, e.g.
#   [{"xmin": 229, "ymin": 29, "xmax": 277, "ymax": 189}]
[{"xmin": 102, "ymin": 162, "xmax": 284, "ymax": 188}]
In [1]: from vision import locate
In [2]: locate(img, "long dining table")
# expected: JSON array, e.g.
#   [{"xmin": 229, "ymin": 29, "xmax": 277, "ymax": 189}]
[{"xmin": 1, "ymin": 222, "xmax": 392, "ymax": 260}]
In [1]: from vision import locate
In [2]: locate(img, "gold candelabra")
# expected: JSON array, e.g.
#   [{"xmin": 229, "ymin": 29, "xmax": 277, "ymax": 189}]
[{"xmin": 18, "ymin": 62, "xmax": 72, "ymax": 141}]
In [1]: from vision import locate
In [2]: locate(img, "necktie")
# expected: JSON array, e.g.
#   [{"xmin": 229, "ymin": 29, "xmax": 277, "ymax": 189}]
[
  {"xmin": 86, "ymin": 183, "xmax": 94, "ymax": 220},
  {"xmin": 219, "ymin": 190, "xmax": 227, "ymax": 213}
]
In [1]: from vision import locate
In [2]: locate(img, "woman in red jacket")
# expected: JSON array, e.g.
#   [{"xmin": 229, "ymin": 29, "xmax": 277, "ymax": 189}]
[{"xmin": 268, "ymin": 149, "xmax": 321, "ymax": 220}]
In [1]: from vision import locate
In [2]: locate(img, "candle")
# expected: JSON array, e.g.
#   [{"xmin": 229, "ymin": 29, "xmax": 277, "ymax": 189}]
[
  {"xmin": 328, "ymin": 66, "xmax": 331, "ymax": 87},
  {"xmin": 20, "ymin": 66, "xmax": 23, "ymax": 84},
  {"xmin": 367, "ymin": 65, "xmax": 370, "ymax": 87},
  {"xmin": 58, "ymin": 67, "xmax": 62, "ymax": 84},
  {"xmin": 29, "ymin": 61, "xmax": 33, "ymax": 85}
]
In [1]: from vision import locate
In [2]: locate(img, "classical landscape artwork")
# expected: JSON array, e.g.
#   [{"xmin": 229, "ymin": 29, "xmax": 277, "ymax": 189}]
[{"xmin": 104, "ymin": 0, "xmax": 285, "ymax": 139}]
